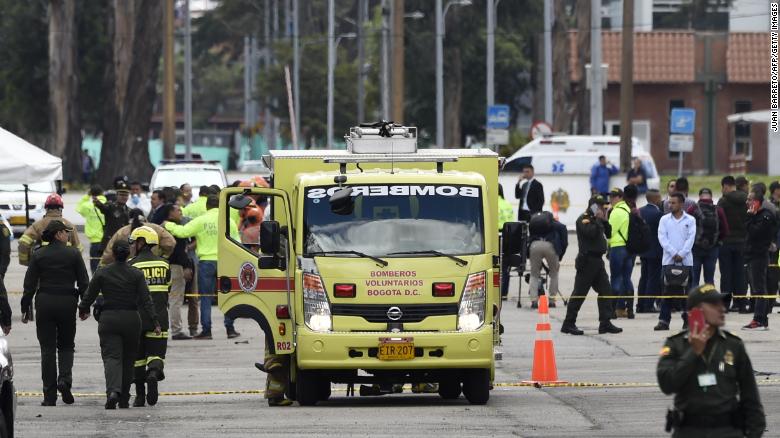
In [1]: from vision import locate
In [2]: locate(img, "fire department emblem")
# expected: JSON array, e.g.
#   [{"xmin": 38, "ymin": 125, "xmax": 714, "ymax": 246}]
[
  {"xmin": 550, "ymin": 188, "xmax": 570, "ymax": 213},
  {"xmin": 238, "ymin": 262, "xmax": 257, "ymax": 292}
]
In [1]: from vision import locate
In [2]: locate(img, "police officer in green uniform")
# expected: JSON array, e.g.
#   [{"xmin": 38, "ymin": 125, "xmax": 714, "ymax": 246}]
[
  {"xmin": 0, "ymin": 221, "xmax": 12, "ymax": 336},
  {"xmin": 128, "ymin": 226, "xmax": 171, "ymax": 407},
  {"xmin": 78, "ymin": 240, "xmax": 160, "ymax": 409},
  {"xmin": 21, "ymin": 220, "xmax": 89, "ymax": 406},
  {"xmin": 561, "ymin": 195, "xmax": 622, "ymax": 335},
  {"xmin": 657, "ymin": 284, "xmax": 765, "ymax": 437}
]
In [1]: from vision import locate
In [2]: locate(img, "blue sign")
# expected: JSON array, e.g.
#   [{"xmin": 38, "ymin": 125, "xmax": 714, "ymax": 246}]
[
  {"xmin": 487, "ymin": 104, "xmax": 510, "ymax": 129},
  {"xmin": 670, "ymin": 108, "xmax": 696, "ymax": 135}
]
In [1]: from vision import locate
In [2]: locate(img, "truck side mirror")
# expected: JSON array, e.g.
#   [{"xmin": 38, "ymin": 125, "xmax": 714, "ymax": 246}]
[
  {"xmin": 329, "ymin": 187, "xmax": 354, "ymax": 215},
  {"xmin": 260, "ymin": 220, "xmax": 281, "ymax": 255}
]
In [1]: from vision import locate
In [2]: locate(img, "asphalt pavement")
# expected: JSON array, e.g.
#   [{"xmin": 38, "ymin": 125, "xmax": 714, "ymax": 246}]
[{"xmin": 6, "ymin": 232, "xmax": 780, "ymax": 437}]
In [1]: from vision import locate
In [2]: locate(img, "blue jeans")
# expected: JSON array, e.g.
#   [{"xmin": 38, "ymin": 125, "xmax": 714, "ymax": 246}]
[
  {"xmin": 609, "ymin": 246, "xmax": 635, "ymax": 311},
  {"xmin": 719, "ymin": 243, "xmax": 746, "ymax": 309},
  {"xmin": 638, "ymin": 257, "xmax": 661, "ymax": 311},
  {"xmin": 198, "ymin": 261, "xmax": 233, "ymax": 332},
  {"xmin": 659, "ymin": 265, "xmax": 691, "ymax": 326},
  {"xmin": 692, "ymin": 246, "xmax": 719, "ymax": 288}
]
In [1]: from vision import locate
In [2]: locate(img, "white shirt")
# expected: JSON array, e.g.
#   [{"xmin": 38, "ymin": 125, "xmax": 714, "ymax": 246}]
[
  {"xmin": 658, "ymin": 211, "xmax": 696, "ymax": 266},
  {"xmin": 522, "ymin": 177, "xmax": 535, "ymax": 211}
]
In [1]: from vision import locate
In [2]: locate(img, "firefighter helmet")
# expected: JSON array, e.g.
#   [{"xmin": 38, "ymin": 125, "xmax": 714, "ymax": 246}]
[{"xmin": 44, "ymin": 193, "xmax": 64, "ymax": 209}]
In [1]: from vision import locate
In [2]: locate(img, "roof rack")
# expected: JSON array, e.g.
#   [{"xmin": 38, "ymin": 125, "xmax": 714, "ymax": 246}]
[{"xmin": 345, "ymin": 124, "xmax": 417, "ymax": 154}]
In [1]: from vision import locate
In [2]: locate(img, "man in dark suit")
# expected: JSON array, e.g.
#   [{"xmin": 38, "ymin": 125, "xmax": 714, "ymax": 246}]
[
  {"xmin": 515, "ymin": 164, "xmax": 544, "ymax": 221},
  {"xmin": 637, "ymin": 189, "xmax": 663, "ymax": 313}
]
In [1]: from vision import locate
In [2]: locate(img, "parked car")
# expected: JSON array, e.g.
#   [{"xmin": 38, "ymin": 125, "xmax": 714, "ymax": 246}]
[
  {"xmin": 150, "ymin": 161, "xmax": 227, "ymax": 202},
  {"xmin": 0, "ymin": 182, "xmax": 57, "ymax": 234},
  {"xmin": 0, "ymin": 335, "xmax": 15, "ymax": 437}
]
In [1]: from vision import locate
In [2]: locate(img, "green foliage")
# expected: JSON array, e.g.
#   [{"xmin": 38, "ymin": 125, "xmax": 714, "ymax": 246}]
[{"xmin": 0, "ymin": 0, "xmax": 49, "ymax": 136}]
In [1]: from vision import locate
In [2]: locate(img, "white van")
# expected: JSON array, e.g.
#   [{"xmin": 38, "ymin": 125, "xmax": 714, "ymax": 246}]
[{"xmin": 500, "ymin": 135, "xmax": 660, "ymax": 228}]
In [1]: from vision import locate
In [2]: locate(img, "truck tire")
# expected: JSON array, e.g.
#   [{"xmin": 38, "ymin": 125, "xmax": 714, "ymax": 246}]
[
  {"xmin": 285, "ymin": 374, "xmax": 297, "ymax": 401},
  {"xmin": 295, "ymin": 368, "xmax": 320, "ymax": 406},
  {"xmin": 437, "ymin": 380, "xmax": 461, "ymax": 400},
  {"xmin": 318, "ymin": 380, "xmax": 331, "ymax": 401},
  {"xmin": 462, "ymin": 369, "xmax": 490, "ymax": 405}
]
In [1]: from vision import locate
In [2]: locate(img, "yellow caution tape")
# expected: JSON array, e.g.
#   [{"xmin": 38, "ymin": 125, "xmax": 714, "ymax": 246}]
[{"xmin": 14, "ymin": 378, "xmax": 780, "ymax": 398}]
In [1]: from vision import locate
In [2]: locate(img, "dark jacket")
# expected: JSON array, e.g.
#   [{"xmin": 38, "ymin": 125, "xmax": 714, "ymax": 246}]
[
  {"xmin": 79, "ymin": 261, "xmax": 158, "ymax": 326},
  {"xmin": 657, "ymin": 329, "xmax": 765, "ymax": 438},
  {"xmin": 576, "ymin": 212, "xmax": 611, "ymax": 256},
  {"xmin": 530, "ymin": 218, "xmax": 568, "ymax": 259},
  {"xmin": 94, "ymin": 200, "xmax": 130, "ymax": 243},
  {"xmin": 0, "ymin": 225, "xmax": 11, "ymax": 326},
  {"xmin": 515, "ymin": 179, "xmax": 544, "ymax": 214},
  {"xmin": 745, "ymin": 207, "xmax": 776, "ymax": 257},
  {"xmin": 639, "ymin": 203, "xmax": 663, "ymax": 259},
  {"xmin": 22, "ymin": 240, "xmax": 89, "ymax": 311},
  {"xmin": 717, "ymin": 190, "xmax": 748, "ymax": 245}
]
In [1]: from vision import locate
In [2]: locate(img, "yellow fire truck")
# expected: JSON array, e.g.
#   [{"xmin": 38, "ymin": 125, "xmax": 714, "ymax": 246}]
[{"xmin": 217, "ymin": 125, "xmax": 500, "ymax": 405}]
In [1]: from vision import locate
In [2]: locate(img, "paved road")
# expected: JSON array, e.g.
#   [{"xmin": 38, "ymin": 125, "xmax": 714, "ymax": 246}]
[{"xmin": 5, "ymin": 234, "xmax": 779, "ymax": 437}]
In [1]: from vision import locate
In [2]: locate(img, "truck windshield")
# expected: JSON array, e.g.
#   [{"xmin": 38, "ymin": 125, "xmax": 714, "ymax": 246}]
[{"xmin": 303, "ymin": 184, "xmax": 484, "ymax": 256}]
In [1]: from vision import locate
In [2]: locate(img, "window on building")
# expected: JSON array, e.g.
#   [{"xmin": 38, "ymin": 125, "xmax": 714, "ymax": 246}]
[
  {"xmin": 733, "ymin": 101, "xmax": 752, "ymax": 160},
  {"xmin": 668, "ymin": 99, "xmax": 685, "ymax": 159},
  {"xmin": 604, "ymin": 120, "xmax": 652, "ymax": 154}
]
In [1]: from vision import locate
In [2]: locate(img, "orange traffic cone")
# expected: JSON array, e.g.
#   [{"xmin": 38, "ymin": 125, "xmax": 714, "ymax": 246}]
[{"xmin": 522, "ymin": 295, "xmax": 566, "ymax": 385}]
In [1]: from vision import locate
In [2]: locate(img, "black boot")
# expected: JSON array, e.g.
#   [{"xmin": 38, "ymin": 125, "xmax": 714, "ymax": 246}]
[
  {"xmin": 133, "ymin": 382, "xmax": 146, "ymax": 407},
  {"xmin": 118, "ymin": 390, "xmax": 130, "ymax": 409},
  {"xmin": 599, "ymin": 321, "xmax": 623, "ymax": 334},
  {"xmin": 146, "ymin": 371, "xmax": 159, "ymax": 406},
  {"xmin": 105, "ymin": 391, "xmax": 120, "ymax": 410},
  {"xmin": 560, "ymin": 323, "xmax": 584, "ymax": 335},
  {"xmin": 57, "ymin": 379, "xmax": 74, "ymax": 405}
]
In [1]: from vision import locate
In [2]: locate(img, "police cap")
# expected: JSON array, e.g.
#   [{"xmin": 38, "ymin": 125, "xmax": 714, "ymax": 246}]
[{"xmin": 687, "ymin": 284, "xmax": 728, "ymax": 310}]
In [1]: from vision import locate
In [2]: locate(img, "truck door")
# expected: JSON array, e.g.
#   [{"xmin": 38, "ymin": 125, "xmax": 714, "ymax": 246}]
[{"xmin": 217, "ymin": 187, "xmax": 296, "ymax": 355}]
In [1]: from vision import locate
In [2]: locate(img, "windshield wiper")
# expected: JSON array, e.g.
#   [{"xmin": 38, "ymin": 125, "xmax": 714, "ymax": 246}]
[
  {"xmin": 386, "ymin": 250, "xmax": 468, "ymax": 267},
  {"xmin": 306, "ymin": 250, "xmax": 388, "ymax": 267}
]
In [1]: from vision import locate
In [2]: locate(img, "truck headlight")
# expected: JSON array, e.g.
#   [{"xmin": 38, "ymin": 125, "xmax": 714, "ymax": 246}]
[
  {"xmin": 303, "ymin": 273, "xmax": 332, "ymax": 332},
  {"xmin": 458, "ymin": 271, "xmax": 486, "ymax": 332}
]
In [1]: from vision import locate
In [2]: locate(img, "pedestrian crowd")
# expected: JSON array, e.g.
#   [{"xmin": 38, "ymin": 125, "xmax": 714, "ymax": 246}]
[{"xmin": 2, "ymin": 175, "xmax": 270, "ymax": 409}]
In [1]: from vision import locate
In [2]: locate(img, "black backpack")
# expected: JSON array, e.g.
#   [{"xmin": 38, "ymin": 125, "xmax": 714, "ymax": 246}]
[
  {"xmin": 528, "ymin": 211, "xmax": 553, "ymax": 237},
  {"xmin": 694, "ymin": 203, "xmax": 720, "ymax": 250},
  {"xmin": 617, "ymin": 205, "xmax": 652, "ymax": 255}
]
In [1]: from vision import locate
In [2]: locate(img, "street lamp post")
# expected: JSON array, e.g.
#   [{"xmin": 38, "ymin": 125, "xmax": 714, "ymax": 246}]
[
  {"xmin": 327, "ymin": 25, "xmax": 357, "ymax": 149},
  {"xmin": 436, "ymin": 0, "xmax": 471, "ymax": 148}
]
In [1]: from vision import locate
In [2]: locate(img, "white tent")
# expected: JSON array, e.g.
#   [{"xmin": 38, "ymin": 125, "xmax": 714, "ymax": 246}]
[
  {"xmin": 0, "ymin": 127, "xmax": 62, "ymax": 183},
  {"xmin": 726, "ymin": 110, "xmax": 780, "ymax": 175}
]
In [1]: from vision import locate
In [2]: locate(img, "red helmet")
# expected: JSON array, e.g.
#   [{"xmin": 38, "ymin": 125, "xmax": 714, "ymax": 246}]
[{"xmin": 45, "ymin": 193, "xmax": 64, "ymax": 209}]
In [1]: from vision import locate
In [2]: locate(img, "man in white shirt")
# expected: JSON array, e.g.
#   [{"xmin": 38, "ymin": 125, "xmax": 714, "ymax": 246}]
[{"xmin": 655, "ymin": 193, "xmax": 696, "ymax": 331}]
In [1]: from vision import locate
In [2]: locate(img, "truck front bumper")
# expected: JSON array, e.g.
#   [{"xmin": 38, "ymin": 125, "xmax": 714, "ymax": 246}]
[{"xmin": 296, "ymin": 325, "xmax": 494, "ymax": 370}]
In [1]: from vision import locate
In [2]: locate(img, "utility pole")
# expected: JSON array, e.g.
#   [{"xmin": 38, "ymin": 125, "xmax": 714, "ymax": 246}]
[
  {"xmin": 357, "ymin": 0, "xmax": 367, "ymax": 123},
  {"xmin": 264, "ymin": 0, "xmax": 273, "ymax": 150},
  {"xmin": 391, "ymin": 0, "xmax": 405, "ymax": 123},
  {"xmin": 486, "ymin": 0, "xmax": 494, "ymax": 109},
  {"xmin": 292, "ymin": 0, "xmax": 300, "ymax": 148},
  {"xmin": 244, "ymin": 35, "xmax": 252, "ymax": 132},
  {"xmin": 162, "ymin": 0, "xmax": 175, "ymax": 159},
  {"xmin": 619, "ymin": 0, "xmax": 634, "ymax": 172},
  {"xmin": 327, "ymin": 0, "xmax": 335, "ymax": 149},
  {"xmin": 589, "ymin": 0, "xmax": 603, "ymax": 135},
  {"xmin": 380, "ymin": 0, "xmax": 390, "ymax": 120},
  {"xmin": 183, "ymin": 0, "xmax": 193, "ymax": 160},
  {"xmin": 435, "ymin": 0, "xmax": 443, "ymax": 146},
  {"xmin": 543, "ymin": 0, "xmax": 553, "ymax": 124}
]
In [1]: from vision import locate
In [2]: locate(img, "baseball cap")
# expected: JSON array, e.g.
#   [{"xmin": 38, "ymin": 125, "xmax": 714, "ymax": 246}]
[
  {"xmin": 687, "ymin": 284, "xmax": 728, "ymax": 310},
  {"xmin": 588, "ymin": 195, "xmax": 607, "ymax": 206},
  {"xmin": 699, "ymin": 188, "xmax": 713, "ymax": 196},
  {"xmin": 44, "ymin": 220, "xmax": 73, "ymax": 234},
  {"xmin": 609, "ymin": 187, "xmax": 623, "ymax": 197}
]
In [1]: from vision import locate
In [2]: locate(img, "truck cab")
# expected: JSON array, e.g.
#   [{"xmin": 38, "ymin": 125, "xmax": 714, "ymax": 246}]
[{"xmin": 217, "ymin": 125, "xmax": 500, "ymax": 405}]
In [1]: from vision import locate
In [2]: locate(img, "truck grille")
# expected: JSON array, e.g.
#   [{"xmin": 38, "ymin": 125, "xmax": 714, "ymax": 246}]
[{"xmin": 331, "ymin": 303, "xmax": 458, "ymax": 323}]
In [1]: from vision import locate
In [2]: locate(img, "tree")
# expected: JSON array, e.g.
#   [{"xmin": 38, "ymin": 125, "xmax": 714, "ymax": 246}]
[
  {"xmin": 96, "ymin": 0, "xmax": 163, "ymax": 183},
  {"xmin": 48, "ymin": 0, "xmax": 82, "ymax": 182}
]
